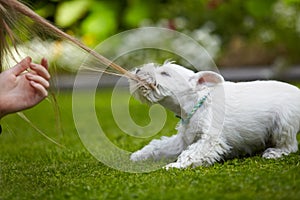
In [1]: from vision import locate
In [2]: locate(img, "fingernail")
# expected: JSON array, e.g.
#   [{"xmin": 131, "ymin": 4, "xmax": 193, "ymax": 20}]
[
  {"xmin": 30, "ymin": 64, "xmax": 36, "ymax": 68},
  {"xmin": 26, "ymin": 74, "xmax": 33, "ymax": 78},
  {"xmin": 25, "ymin": 56, "xmax": 32, "ymax": 63}
]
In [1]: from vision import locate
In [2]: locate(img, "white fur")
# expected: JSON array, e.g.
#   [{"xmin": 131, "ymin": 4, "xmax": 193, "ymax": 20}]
[{"xmin": 129, "ymin": 62, "xmax": 300, "ymax": 169}]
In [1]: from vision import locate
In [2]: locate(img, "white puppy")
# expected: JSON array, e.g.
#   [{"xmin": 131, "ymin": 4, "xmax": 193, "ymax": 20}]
[{"xmin": 129, "ymin": 62, "xmax": 300, "ymax": 169}]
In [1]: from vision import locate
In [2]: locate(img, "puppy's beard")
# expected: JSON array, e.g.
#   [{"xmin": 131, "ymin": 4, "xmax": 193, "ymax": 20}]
[
  {"xmin": 143, "ymin": 84, "xmax": 171, "ymax": 103},
  {"xmin": 129, "ymin": 66, "xmax": 171, "ymax": 103},
  {"xmin": 130, "ymin": 82, "xmax": 171, "ymax": 104}
]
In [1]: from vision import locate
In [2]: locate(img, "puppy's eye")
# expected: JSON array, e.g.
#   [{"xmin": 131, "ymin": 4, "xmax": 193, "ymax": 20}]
[{"xmin": 160, "ymin": 71, "xmax": 170, "ymax": 77}]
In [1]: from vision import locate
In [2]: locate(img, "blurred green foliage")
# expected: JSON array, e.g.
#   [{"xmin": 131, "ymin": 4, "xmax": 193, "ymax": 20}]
[{"xmin": 25, "ymin": 0, "xmax": 300, "ymax": 65}]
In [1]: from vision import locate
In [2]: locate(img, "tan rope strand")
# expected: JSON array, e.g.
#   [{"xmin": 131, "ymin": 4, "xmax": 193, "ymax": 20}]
[{"xmin": 2, "ymin": 0, "xmax": 137, "ymax": 80}]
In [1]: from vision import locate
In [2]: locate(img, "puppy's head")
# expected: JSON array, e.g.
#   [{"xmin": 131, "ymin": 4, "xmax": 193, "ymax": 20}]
[
  {"xmin": 129, "ymin": 61, "xmax": 194, "ymax": 104},
  {"xmin": 129, "ymin": 61, "xmax": 224, "ymax": 113}
]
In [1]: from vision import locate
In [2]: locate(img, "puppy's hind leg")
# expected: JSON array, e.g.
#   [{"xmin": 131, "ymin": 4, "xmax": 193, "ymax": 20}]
[
  {"xmin": 130, "ymin": 132, "xmax": 187, "ymax": 162},
  {"xmin": 262, "ymin": 124, "xmax": 298, "ymax": 159}
]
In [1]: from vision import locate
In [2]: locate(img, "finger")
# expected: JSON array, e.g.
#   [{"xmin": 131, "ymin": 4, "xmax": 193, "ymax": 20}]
[
  {"xmin": 29, "ymin": 63, "xmax": 51, "ymax": 80},
  {"xmin": 26, "ymin": 73, "xmax": 50, "ymax": 88},
  {"xmin": 11, "ymin": 57, "xmax": 32, "ymax": 76},
  {"xmin": 41, "ymin": 58, "xmax": 48, "ymax": 70},
  {"xmin": 29, "ymin": 81, "xmax": 48, "ymax": 98}
]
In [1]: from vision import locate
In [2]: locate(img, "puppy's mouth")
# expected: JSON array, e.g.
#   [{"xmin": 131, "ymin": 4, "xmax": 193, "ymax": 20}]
[{"xmin": 129, "ymin": 69, "xmax": 170, "ymax": 103}]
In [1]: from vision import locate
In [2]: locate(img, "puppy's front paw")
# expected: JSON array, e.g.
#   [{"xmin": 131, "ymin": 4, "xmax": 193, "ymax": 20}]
[
  {"xmin": 164, "ymin": 162, "xmax": 187, "ymax": 170},
  {"xmin": 262, "ymin": 148, "xmax": 288, "ymax": 159},
  {"xmin": 130, "ymin": 150, "xmax": 151, "ymax": 161}
]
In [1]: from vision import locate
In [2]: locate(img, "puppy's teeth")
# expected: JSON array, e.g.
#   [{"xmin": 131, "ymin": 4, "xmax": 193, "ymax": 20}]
[{"xmin": 154, "ymin": 87, "xmax": 161, "ymax": 95}]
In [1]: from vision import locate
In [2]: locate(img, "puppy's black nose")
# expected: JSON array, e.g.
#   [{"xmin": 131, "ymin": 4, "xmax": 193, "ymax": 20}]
[{"xmin": 135, "ymin": 68, "xmax": 141, "ymax": 74}]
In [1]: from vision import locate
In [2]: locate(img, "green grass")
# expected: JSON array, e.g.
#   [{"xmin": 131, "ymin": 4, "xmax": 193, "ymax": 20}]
[{"xmin": 1, "ymin": 89, "xmax": 300, "ymax": 200}]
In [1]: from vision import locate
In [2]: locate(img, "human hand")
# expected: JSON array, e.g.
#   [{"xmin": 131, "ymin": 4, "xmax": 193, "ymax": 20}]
[{"xmin": 0, "ymin": 57, "xmax": 50, "ymax": 118}]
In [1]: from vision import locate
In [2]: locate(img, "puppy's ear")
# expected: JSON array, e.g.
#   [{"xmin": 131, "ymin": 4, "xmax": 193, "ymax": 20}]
[{"xmin": 190, "ymin": 71, "xmax": 224, "ymax": 87}]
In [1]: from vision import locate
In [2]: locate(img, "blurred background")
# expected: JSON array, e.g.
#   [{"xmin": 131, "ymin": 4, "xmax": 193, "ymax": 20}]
[{"xmin": 19, "ymin": 0, "xmax": 300, "ymax": 82}]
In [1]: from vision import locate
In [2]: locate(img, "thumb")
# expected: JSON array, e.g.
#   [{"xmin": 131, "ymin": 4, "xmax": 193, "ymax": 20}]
[{"xmin": 11, "ymin": 57, "xmax": 32, "ymax": 76}]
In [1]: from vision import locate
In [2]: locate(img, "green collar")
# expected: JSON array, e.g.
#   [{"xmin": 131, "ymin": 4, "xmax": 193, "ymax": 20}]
[{"xmin": 181, "ymin": 94, "xmax": 209, "ymax": 125}]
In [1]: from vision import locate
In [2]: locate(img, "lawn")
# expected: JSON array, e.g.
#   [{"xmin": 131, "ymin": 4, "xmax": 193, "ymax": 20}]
[{"xmin": 0, "ymin": 88, "xmax": 300, "ymax": 200}]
